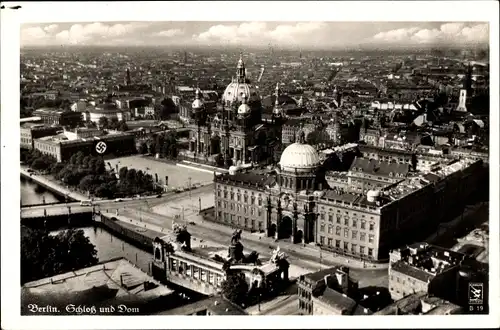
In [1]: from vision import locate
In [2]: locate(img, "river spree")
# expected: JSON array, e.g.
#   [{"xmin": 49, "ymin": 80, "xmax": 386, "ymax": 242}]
[
  {"xmin": 22, "ymin": 178, "xmax": 153, "ymax": 272},
  {"xmin": 21, "ymin": 176, "xmax": 63, "ymax": 206}
]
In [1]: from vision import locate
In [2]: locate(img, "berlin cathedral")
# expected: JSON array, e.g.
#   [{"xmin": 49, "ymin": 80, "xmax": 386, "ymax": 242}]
[{"xmin": 187, "ymin": 55, "xmax": 284, "ymax": 167}]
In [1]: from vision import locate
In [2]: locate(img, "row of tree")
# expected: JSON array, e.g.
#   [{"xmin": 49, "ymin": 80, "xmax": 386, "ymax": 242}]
[
  {"xmin": 98, "ymin": 116, "xmax": 129, "ymax": 131},
  {"xmin": 22, "ymin": 149, "xmax": 57, "ymax": 171},
  {"xmin": 23, "ymin": 149, "xmax": 161, "ymax": 199}
]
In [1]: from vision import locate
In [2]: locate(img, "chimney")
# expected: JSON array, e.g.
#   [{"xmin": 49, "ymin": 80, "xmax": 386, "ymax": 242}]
[
  {"xmin": 214, "ymin": 301, "xmax": 218, "ymax": 306},
  {"xmin": 120, "ymin": 274, "xmax": 124, "ymax": 287},
  {"xmin": 364, "ymin": 308, "xmax": 369, "ymax": 314}
]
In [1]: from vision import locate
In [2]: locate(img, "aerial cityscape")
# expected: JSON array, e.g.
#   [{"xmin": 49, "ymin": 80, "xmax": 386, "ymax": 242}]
[{"xmin": 17, "ymin": 20, "xmax": 490, "ymax": 317}]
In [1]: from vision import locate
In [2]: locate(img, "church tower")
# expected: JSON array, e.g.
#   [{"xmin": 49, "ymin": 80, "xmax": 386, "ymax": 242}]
[
  {"xmin": 125, "ymin": 68, "xmax": 131, "ymax": 86},
  {"xmin": 273, "ymin": 82, "xmax": 283, "ymax": 119}
]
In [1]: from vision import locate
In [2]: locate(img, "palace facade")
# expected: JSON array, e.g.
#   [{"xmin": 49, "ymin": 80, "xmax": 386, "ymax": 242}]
[{"xmin": 213, "ymin": 138, "xmax": 486, "ymax": 262}]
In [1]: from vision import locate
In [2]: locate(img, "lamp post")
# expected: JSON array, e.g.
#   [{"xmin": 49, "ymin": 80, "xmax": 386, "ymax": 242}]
[
  {"xmin": 258, "ymin": 292, "xmax": 262, "ymax": 312},
  {"xmin": 318, "ymin": 244, "xmax": 323, "ymax": 271}
]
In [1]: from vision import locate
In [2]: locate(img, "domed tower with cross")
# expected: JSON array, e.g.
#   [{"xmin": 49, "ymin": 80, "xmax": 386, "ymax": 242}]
[{"xmin": 186, "ymin": 53, "xmax": 284, "ymax": 167}]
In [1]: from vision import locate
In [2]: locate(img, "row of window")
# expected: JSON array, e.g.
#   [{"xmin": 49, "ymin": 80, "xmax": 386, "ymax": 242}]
[
  {"xmin": 217, "ymin": 211, "xmax": 263, "ymax": 230},
  {"xmin": 298, "ymin": 288, "xmax": 312, "ymax": 300},
  {"xmin": 217, "ymin": 202, "xmax": 263, "ymax": 217},
  {"xmin": 390, "ymin": 274, "xmax": 418, "ymax": 286},
  {"xmin": 217, "ymin": 190, "xmax": 263, "ymax": 206},
  {"xmin": 298, "ymin": 301, "xmax": 312, "ymax": 314},
  {"xmin": 318, "ymin": 236, "xmax": 374, "ymax": 257},
  {"xmin": 281, "ymin": 177, "xmax": 313, "ymax": 190},
  {"xmin": 319, "ymin": 214, "xmax": 376, "ymax": 231},
  {"xmin": 319, "ymin": 225, "xmax": 375, "ymax": 243},
  {"xmin": 35, "ymin": 143, "xmax": 58, "ymax": 153}
]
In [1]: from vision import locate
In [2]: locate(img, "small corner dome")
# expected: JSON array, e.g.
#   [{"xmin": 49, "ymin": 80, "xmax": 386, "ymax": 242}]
[
  {"xmin": 192, "ymin": 98, "xmax": 204, "ymax": 109},
  {"xmin": 238, "ymin": 95, "xmax": 251, "ymax": 115},
  {"xmin": 279, "ymin": 143, "xmax": 320, "ymax": 172},
  {"xmin": 366, "ymin": 190, "xmax": 381, "ymax": 202}
]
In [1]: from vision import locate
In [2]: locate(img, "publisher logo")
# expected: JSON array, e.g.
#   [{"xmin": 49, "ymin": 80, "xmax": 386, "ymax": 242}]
[{"xmin": 468, "ymin": 283, "xmax": 483, "ymax": 305}]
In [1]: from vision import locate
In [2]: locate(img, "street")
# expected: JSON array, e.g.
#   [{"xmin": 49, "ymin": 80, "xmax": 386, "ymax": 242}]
[{"xmin": 117, "ymin": 206, "xmax": 388, "ymax": 288}]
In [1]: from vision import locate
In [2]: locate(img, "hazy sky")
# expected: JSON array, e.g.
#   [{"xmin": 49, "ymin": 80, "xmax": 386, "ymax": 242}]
[{"xmin": 20, "ymin": 21, "xmax": 489, "ymax": 48}]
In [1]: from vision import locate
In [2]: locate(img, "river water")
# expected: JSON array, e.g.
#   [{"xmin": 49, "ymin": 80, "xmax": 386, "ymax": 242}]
[
  {"xmin": 21, "ymin": 176, "xmax": 63, "ymax": 206},
  {"xmin": 21, "ymin": 177, "xmax": 152, "ymax": 273}
]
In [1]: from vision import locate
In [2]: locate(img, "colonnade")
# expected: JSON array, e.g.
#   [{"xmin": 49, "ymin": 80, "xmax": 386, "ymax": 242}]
[{"xmin": 167, "ymin": 257, "xmax": 225, "ymax": 288}]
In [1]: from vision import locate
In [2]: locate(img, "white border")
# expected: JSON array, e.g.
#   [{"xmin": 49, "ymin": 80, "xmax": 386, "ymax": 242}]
[{"xmin": 1, "ymin": 1, "xmax": 499, "ymax": 329}]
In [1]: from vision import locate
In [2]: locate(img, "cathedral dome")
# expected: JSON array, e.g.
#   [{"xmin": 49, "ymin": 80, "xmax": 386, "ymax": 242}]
[
  {"xmin": 279, "ymin": 142, "xmax": 320, "ymax": 172},
  {"xmin": 222, "ymin": 81, "xmax": 260, "ymax": 104},
  {"xmin": 222, "ymin": 54, "xmax": 260, "ymax": 105}
]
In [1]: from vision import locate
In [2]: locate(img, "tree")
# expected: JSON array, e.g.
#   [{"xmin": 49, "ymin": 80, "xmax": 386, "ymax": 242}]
[
  {"xmin": 117, "ymin": 120, "xmax": 129, "ymax": 132},
  {"xmin": 221, "ymin": 273, "xmax": 249, "ymax": 305},
  {"xmin": 21, "ymin": 226, "xmax": 98, "ymax": 284},
  {"xmin": 79, "ymin": 174, "xmax": 95, "ymax": 192},
  {"xmin": 31, "ymin": 158, "xmax": 49, "ymax": 171},
  {"xmin": 99, "ymin": 116, "xmax": 109, "ymax": 129},
  {"xmin": 109, "ymin": 116, "xmax": 119, "ymax": 129}
]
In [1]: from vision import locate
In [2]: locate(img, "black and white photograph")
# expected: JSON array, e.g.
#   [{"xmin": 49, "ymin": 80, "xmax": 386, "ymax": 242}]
[{"xmin": 1, "ymin": 1, "xmax": 499, "ymax": 329}]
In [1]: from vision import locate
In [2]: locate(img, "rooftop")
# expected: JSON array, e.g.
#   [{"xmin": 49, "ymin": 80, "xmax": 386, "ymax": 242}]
[
  {"xmin": 349, "ymin": 157, "xmax": 410, "ymax": 177},
  {"xmin": 22, "ymin": 258, "xmax": 174, "ymax": 314},
  {"xmin": 315, "ymin": 287, "xmax": 357, "ymax": 312},
  {"xmin": 157, "ymin": 296, "xmax": 248, "ymax": 315},
  {"xmin": 215, "ymin": 171, "xmax": 275, "ymax": 189},
  {"xmin": 391, "ymin": 243, "xmax": 466, "ymax": 282}
]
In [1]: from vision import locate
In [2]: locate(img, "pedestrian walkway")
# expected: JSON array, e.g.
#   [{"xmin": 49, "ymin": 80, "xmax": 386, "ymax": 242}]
[
  {"xmin": 21, "ymin": 167, "xmax": 87, "ymax": 201},
  {"xmin": 177, "ymin": 160, "xmax": 228, "ymax": 175}
]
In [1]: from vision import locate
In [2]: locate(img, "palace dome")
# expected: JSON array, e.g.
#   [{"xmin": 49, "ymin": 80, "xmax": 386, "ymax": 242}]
[{"xmin": 279, "ymin": 142, "xmax": 320, "ymax": 172}]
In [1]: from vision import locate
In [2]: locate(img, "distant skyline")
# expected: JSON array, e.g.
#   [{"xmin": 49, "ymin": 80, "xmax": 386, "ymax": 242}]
[{"xmin": 20, "ymin": 22, "xmax": 489, "ymax": 49}]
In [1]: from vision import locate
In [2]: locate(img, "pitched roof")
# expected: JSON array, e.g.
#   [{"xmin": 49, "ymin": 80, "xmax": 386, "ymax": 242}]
[{"xmin": 315, "ymin": 287, "xmax": 357, "ymax": 313}]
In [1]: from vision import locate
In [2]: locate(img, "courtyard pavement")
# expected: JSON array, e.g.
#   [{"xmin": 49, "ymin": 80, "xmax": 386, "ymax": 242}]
[{"xmin": 106, "ymin": 155, "xmax": 214, "ymax": 188}]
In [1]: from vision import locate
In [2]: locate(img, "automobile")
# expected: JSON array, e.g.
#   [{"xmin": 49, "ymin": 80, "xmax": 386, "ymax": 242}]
[
  {"xmin": 114, "ymin": 198, "xmax": 123, "ymax": 202},
  {"xmin": 156, "ymin": 194, "xmax": 163, "ymax": 198},
  {"xmin": 80, "ymin": 200, "xmax": 92, "ymax": 206},
  {"xmin": 188, "ymin": 221, "xmax": 196, "ymax": 225}
]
